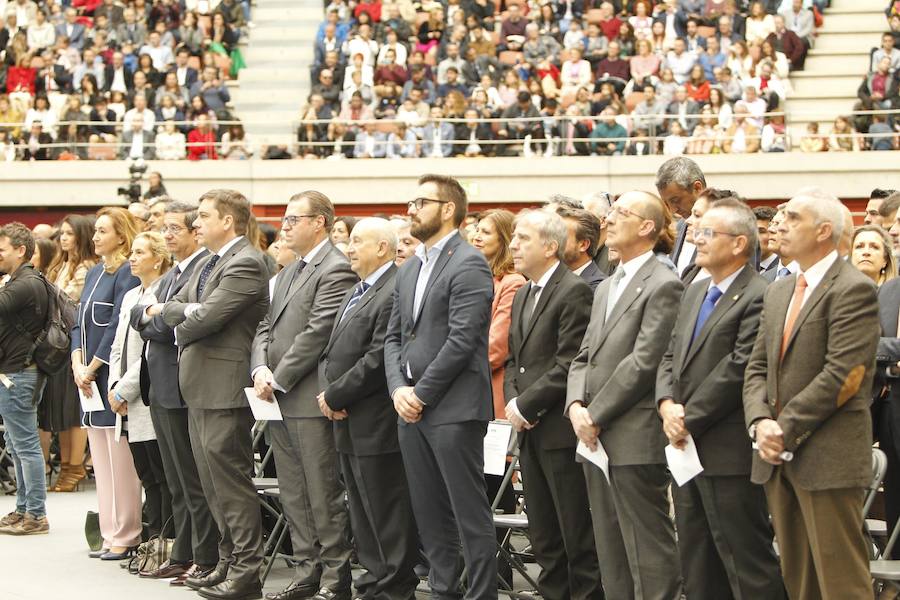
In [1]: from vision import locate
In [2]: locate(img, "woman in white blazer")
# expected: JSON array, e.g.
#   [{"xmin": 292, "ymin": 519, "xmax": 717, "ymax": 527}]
[{"xmin": 108, "ymin": 231, "xmax": 174, "ymax": 542}]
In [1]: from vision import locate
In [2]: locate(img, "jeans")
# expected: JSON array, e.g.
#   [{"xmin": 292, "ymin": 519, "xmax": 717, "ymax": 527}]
[{"xmin": 0, "ymin": 368, "xmax": 46, "ymax": 518}]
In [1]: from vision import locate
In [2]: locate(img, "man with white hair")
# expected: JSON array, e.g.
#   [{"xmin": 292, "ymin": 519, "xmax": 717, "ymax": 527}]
[
  {"xmin": 318, "ymin": 218, "xmax": 419, "ymax": 600},
  {"xmin": 744, "ymin": 190, "xmax": 880, "ymax": 600}
]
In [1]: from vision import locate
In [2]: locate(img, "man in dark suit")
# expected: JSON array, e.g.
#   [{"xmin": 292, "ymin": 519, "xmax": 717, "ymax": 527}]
[
  {"xmin": 583, "ymin": 192, "xmax": 614, "ymax": 275},
  {"xmin": 171, "ymin": 47, "xmax": 199, "ymax": 89},
  {"xmin": 744, "ymin": 191, "xmax": 880, "ymax": 600},
  {"xmin": 875, "ymin": 277, "xmax": 900, "ymax": 559},
  {"xmin": 318, "ymin": 218, "xmax": 419, "ymax": 600},
  {"xmin": 566, "ymin": 191, "xmax": 684, "ymax": 600},
  {"xmin": 131, "ymin": 201, "xmax": 218, "ymax": 584},
  {"xmin": 56, "ymin": 9, "xmax": 87, "ymax": 50},
  {"xmin": 251, "ymin": 192, "xmax": 357, "ymax": 600},
  {"xmin": 754, "ymin": 206, "xmax": 779, "ymax": 277},
  {"xmin": 656, "ymin": 199, "xmax": 785, "ymax": 600},
  {"xmin": 762, "ymin": 206, "xmax": 798, "ymax": 284},
  {"xmin": 555, "ymin": 206, "xmax": 607, "ymax": 293},
  {"xmin": 149, "ymin": 190, "xmax": 269, "ymax": 600},
  {"xmin": 505, "ymin": 210, "xmax": 603, "ymax": 600},
  {"xmin": 656, "ymin": 157, "xmax": 706, "ymax": 278},
  {"xmin": 384, "ymin": 174, "xmax": 497, "ymax": 600},
  {"xmin": 104, "ymin": 51, "xmax": 134, "ymax": 94}
]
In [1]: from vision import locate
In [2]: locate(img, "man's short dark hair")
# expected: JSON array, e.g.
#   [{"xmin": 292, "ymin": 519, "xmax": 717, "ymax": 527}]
[
  {"xmin": 418, "ymin": 173, "xmax": 468, "ymax": 227},
  {"xmin": 289, "ymin": 190, "xmax": 336, "ymax": 232},
  {"xmin": 871, "ymin": 188, "xmax": 898, "ymax": 201},
  {"xmin": 198, "ymin": 189, "xmax": 251, "ymax": 236},
  {"xmin": 517, "ymin": 90, "xmax": 531, "ymax": 104},
  {"xmin": 556, "ymin": 207, "xmax": 601, "ymax": 258},
  {"xmin": 753, "ymin": 205, "xmax": 777, "ymax": 221},
  {"xmin": 166, "ymin": 200, "xmax": 199, "ymax": 229},
  {"xmin": 699, "ymin": 187, "xmax": 742, "ymax": 204},
  {"xmin": 879, "ymin": 192, "xmax": 900, "ymax": 219},
  {"xmin": 0, "ymin": 222, "xmax": 35, "ymax": 261}
]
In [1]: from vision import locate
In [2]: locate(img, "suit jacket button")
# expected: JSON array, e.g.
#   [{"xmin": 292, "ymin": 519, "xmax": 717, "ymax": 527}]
[
  {"xmin": 519, "ymin": 367, "xmax": 525, "ymax": 373},
  {"xmin": 410, "ymin": 333, "xmax": 415, "ymax": 339}
]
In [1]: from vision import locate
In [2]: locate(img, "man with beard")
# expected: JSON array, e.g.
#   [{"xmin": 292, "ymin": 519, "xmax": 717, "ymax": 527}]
[{"xmin": 555, "ymin": 206, "xmax": 607, "ymax": 292}]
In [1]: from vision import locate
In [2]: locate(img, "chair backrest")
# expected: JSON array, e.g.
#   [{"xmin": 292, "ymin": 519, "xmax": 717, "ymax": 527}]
[{"xmin": 865, "ymin": 448, "xmax": 889, "ymax": 518}]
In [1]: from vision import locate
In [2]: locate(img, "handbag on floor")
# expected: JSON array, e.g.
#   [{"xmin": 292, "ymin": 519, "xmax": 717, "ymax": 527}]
[{"xmin": 136, "ymin": 517, "xmax": 175, "ymax": 576}]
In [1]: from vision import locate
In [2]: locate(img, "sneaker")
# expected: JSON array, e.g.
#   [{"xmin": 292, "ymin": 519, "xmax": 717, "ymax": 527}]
[
  {"xmin": 0, "ymin": 511, "xmax": 24, "ymax": 533},
  {"xmin": 7, "ymin": 513, "xmax": 49, "ymax": 535}
]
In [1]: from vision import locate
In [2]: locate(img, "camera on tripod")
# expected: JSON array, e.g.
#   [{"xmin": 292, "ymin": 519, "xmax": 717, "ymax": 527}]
[{"xmin": 117, "ymin": 160, "xmax": 148, "ymax": 203}]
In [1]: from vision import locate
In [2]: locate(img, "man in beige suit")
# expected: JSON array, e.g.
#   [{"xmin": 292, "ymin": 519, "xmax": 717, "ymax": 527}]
[
  {"xmin": 566, "ymin": 190, "xmax": 684, "ymax": 600},
  {"xmin": 743, "ymin": 191, "xmax": 880, "ymax": 600}
]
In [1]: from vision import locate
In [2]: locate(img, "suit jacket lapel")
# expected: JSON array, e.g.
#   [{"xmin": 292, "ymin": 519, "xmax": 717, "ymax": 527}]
[
  {"xmin": 510, "ymin": 283, "xmax": 525, "ymax": 365},
  {"xmin": 521, "ymin": 263, "xmax": 564, "ymax": 347},
  {"xmin": 199, "ymin": 239, "xmax": 245, "ymax": 301},
  {"xmin": 782, "ymin": 258, "xmax": 842, "ymax": 357},
  {"xmin": 329, "ymin": 265, "xmax": 396, "ymax": 352},
  {"xmin": 682, "ymin": 266, "xmax": 752, "ymax": 370},
  {"xmin": 274, "ymin": 243, "xmax": 334, "ymax": 324},
  {"xmin": 413, "ymin": 234, "xmax": 460, "ymax": 326},
  {"xmin": 595, "ymin": 258, "xmax": 655, "ymax": 348},
  {"xmin": 767, "ymin": 278, "xmax": 793, "ymax": 364},
  {"xmin": 404, "ymin": 259, "xmax": 422, "ymax": 325}
]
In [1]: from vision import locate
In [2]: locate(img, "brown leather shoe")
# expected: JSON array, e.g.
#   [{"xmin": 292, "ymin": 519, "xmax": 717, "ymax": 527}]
[
  {"xmin": 176, "ymin": 563, "xmax": 218, "ymax": 587},
  {"xmin": 140, "ymin": 559, "xmax": 193, "ymax": 578}
]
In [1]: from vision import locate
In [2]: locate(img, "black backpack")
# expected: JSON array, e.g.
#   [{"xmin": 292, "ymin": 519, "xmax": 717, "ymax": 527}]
[{"xmin": 16, "ymin": 273, "xmax": 77, "ymax": 376}]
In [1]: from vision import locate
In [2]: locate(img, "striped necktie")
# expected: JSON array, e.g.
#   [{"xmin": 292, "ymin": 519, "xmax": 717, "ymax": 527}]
[{"xmin": 340, "ymin": 281, "xmax": 370, "ymax": 323}]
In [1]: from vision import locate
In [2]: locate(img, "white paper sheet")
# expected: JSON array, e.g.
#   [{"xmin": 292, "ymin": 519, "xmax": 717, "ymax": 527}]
[
  {"xmin": 114, "ymin": 413, "xmax": 123, "ymax": 442},
  {"xmin": 483, "ymin": 421, "xmax": 513, "ymax": 476},
  {"xmin": 244, "ymin": 388, "xmax": 284, "ymax": 421},
  {"xmin": 665, "ymin": 434, "xmax": 704, "ymax": 486},
  {"xmin": 78, "ymin": 381, "xmax": 104, "ymax": 412},
  {"xmin": 577, "ymin": 439, "xmax": 610, "ymax": 483}
]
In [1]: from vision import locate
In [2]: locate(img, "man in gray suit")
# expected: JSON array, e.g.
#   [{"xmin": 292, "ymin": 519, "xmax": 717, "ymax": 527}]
[
  {"xmin": 656, "ymin": 199, "xmax": 785, "ymax": 600},
  {"xmin": 131, "ymin": 201, "xmax": 218, "ymax": 584},
  {"xmin": 318, "ymin": 219, "xmax": 419, "ymax": 600},
  {"xmin": 148, "ymin": 189, "xmax": 269, "ymax": 600},
  {"xmin": 251, "ymin": 191, "xmax": 357, "ymax": 600},
  {"xmin": 384, "ymin": 174, "xmax": 497, "ymax": 600},
  {"xmin": 566, "ymin": 191, "xmax": 684, "ymax": 600}
]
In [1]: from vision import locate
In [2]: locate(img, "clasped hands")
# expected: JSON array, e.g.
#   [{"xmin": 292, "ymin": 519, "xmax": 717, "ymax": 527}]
[
  {"xmin": 568, "ymin": 402, "xmax": 601, "ymax": 450},
  {"xmin": 392, "ymin": 386, "xmax": 424, "ymax": 423},
  {"xmin": 755, "ymin": 418, "xmax": 786, "ymax": 465},
  {"xmin": 659, "ymin": 399, "xmax": 688, "ymax": 449},
  {"xmin": 72, "ymin": 362, "xmax": 95, "ymax": 396}
]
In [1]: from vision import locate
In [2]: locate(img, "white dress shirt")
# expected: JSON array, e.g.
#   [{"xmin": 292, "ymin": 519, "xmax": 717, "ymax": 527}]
[
  {"xmin": 412, "ymin": 229, "xmax": 457, "ymax": 319},
  {"xmin": 676, "ymin": 239, "xmax": 697, "ymax": 277},
  {"xmin": 608, "ymin": 249, "xmax": 655, "ymax": 312},
  {"xmin": 708, "ymin": 264, "xmax": 744, "ymax": 297}
]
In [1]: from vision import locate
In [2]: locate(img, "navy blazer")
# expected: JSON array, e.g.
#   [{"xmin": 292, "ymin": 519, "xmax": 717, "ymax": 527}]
[
  {"xmin": 71, "ymin": 262, "xmax": 140, "ymax": 427},
  {"xmin": 384, "ymin": 232, "xmax": 495, "ymax": 425},
  {"xmin": 579, "ymin": 260, "xmax": 608, "ymax": 293}
]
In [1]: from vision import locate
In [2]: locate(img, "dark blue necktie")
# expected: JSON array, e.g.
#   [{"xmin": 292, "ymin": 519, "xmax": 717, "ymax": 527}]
[
  {"xmin": 776, "ymin": 267, "xmax": 790, "ymax": 280},
  {"xmin": 690, "ymin": 286, "xmax": 722, "ymax": 345},
  {"xmin": 196, "ymin": 254, "xmax": 220, "ymax": 298},
  {"xmin": 340, "ymin": 281, "xmax": 370, "ymax": 323}
]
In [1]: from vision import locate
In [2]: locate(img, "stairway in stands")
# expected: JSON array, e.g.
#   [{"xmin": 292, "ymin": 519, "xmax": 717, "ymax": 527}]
[
  {"xmin": 785, "ymin": 0, "xmax": 886, "ymax": 144},
  {"xmin": 232, "ymin": 0, "xmax": 320, "ymax": 149}
]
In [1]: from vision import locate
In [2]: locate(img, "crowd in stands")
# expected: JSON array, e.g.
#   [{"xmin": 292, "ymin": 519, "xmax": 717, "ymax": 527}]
[
  {"xmin": 294, "ymin": 0, "xmax": 880, "ymax": 158},
  {"xmin": 0, "ymin": 0, "xmax": 253, "ymax": 160}
]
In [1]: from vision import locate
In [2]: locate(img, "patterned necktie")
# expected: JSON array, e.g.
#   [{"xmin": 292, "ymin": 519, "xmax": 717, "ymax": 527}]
[
  {"xmin": 340, "ymin": 281, "xmax": 370, "ymax": 323},
  {"xmin": 781, "ymin": 273, "xmax": 808, "ymax": 359},
  {"xmin": 605, "ymin": 266, "xmax": 626, "ymax": 321},
  {"xmin": 690, "ymin": 286, "xmax": 722, "ymax": 346},
  {"xmin": 776, "ymin": 267, "xmax": 790, "ymax": 280},
  {"xmin": 196, "ymin": 254, "xmax": 220, "ymax": 298}
]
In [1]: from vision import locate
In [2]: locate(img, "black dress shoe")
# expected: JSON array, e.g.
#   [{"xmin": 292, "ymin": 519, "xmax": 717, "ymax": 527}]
[
  {"xmin": 186, "ymin": 562, "xmax": 229, "ymax": 590},
  {"xmin": 198, "ymin": 578, "xmax": 263, "ymax": 600},
  {"xmin": 264, "ymin": 581, "xmax": 321, "ymax": 600},
  {"xmin": 311, "ymin": 588, "xmax": 351, "ymax": 600}
]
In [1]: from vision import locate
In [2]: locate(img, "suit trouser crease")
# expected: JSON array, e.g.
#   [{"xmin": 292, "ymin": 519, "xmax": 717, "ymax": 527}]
[
  {"xmin": 151, "ymin": 404, "xmax": 219, "ymax": 565},
  {"xmin": 398, "ymin": 420, "xmax": 498, "ymax": 600},
  {"xmin": 188, "ymin": 407, "xmax": 263, "ymax": 581},
  {"xmin": 269, "ymin": 416, "xmax": 352, "ymax": 589}
]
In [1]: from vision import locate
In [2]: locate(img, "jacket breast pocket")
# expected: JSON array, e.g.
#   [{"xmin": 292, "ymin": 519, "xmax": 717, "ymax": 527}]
[
  {"xmin": 207, "ymin": 347, "xmax": 245, "ymax": 362},
  {"xmin": 91, "ymin": 301, "xmax": 114, "ymax": 327}
]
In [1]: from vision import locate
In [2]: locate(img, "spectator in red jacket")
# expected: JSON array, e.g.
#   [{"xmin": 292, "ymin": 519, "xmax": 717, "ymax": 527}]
[
  {"xmin": 186, "ymin": 113, "xmax": 217, "ymax": 160},
  {"xmin": 767, "ymin": 15, "xmax": 807, "ymax": 71}
]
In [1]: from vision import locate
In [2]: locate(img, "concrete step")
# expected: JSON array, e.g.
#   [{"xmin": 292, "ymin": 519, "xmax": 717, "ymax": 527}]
[
  {"xmin": 786, "ymin": 96, "xmax": 856, "ymax": 121},
  {"xmin": 239, "ymin": 67, "xmax": 311, "ymax": 82},
  {"xmin": 238, "ymin": 57, "xmax": 313, "ymax": 70},
  {"xmin": 805, "ymin": 51, "xmax": 870, "ymax": 73},
  {"xmin": 242, "ymin": 35, "xmax": 317, "ymax": 49},
  {"xmin": 829, "ymin": 0, "xmax": 889, "ymax": 12},
  {"xmin": 820, "ymin": 11, "xmax": 890, "ymax": 30},
  {"xmin": 242, "ymin": 45, "xmax": 310, "ymax": 62},
  {"xmin": 814, "ymin": 31, "xmax": 886, "ymax": 52},
  {"xmin": 790, "ymin": 73, "xmax": 866, "ymax": 95},
  {"xmin": 232, "ymin": 88, "xmax": 307, "ymax": 103},
  {"xmin": 252, "ymin": 5, "xmax": 322, "ymax": 21},
  {"xmin": 247, "ymin": 27, "xmax": 315, "ymax": 42}
]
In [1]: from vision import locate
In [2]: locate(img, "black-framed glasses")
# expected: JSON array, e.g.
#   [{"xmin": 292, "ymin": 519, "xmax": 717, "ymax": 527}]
[
  {"xmin": 282, "ymin": 214, "xmax": 318, "ymax": 227},
  {"xmin": 693, "ymin": 227, "xmax": 740, "ymax": 241},
  {"xmin": 408, "ymin": 197, "xmax": 449, "ymax": 211}
]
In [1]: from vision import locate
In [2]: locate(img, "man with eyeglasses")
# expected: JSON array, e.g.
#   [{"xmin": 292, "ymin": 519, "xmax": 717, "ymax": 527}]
[
  {"xmin": 130, "ymin": 200, "xmax": 218, "ymax": 585},
  {"xmin": 656, "ymin": 198, "xmax": 785, "ymax": 600},
  {"xmin": 566, "ymin": 190, "xmax": 684, "ymax": 600},
  {"xmin": 384, "ymin": 174, "xmax": 498, "ymax": 600},
  {"xmin": 251, "ymin": 191, "xmax": 357, "ymax": 600}
]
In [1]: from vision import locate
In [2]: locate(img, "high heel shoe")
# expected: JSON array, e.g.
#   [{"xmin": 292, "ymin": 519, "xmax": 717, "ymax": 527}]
[
  {"xmin": 100, "ymin": 547, "xmax": 135, "ymax": 561},
  {"xmin": 53, "ymin": 465, "xmax": 86, "ymax": 492},
  {"xmin": 89, "ymin": 548, "xmax": 110, "ymax": 558}
]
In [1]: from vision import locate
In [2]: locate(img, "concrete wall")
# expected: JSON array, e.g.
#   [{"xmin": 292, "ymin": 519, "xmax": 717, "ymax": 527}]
[{"xmin": 2, "ymin": 153, "xmax": 899, "ymax": 209}]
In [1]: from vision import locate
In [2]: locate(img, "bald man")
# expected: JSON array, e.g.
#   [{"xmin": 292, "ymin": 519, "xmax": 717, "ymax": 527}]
[
  {"xmin": 318, "ymin": 219, "xmax": 418, "ymax": 600},
  {"xmin": 31, "ymin": 224, "xmax": 55, "ymax": 240},
  {"xmin": 567, "ymin": 191, "xmax": 684, "ymax": 600}
]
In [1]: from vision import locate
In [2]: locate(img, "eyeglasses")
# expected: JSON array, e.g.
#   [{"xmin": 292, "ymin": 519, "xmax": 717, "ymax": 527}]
[
  {"xmin": 282, "ymin": 214, "xmax": 318, "ymax": 227},
  {"xmin": 693, "ymin": 228, "xmax": 740, "ymax": 241},
  {"xmin": 610, "ymin": 205, "xmax": 648, "ymax": 221},
  {"xmin": 407, "ymin": 197, "xmax": 449, "ymax": 211},
  {"xmin": 161, "ymin": 225, "xmax": 191, "ymax": 235}
]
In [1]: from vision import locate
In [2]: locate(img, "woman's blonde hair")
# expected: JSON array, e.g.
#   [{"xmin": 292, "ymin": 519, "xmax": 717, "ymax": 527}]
[
  {"xmin": 134, "ymin": 231, "xmax": 174, "ymax": 274},
  {"xmin": 96, "ymin": 206, "xmax": 139, "ymax": 273}
]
